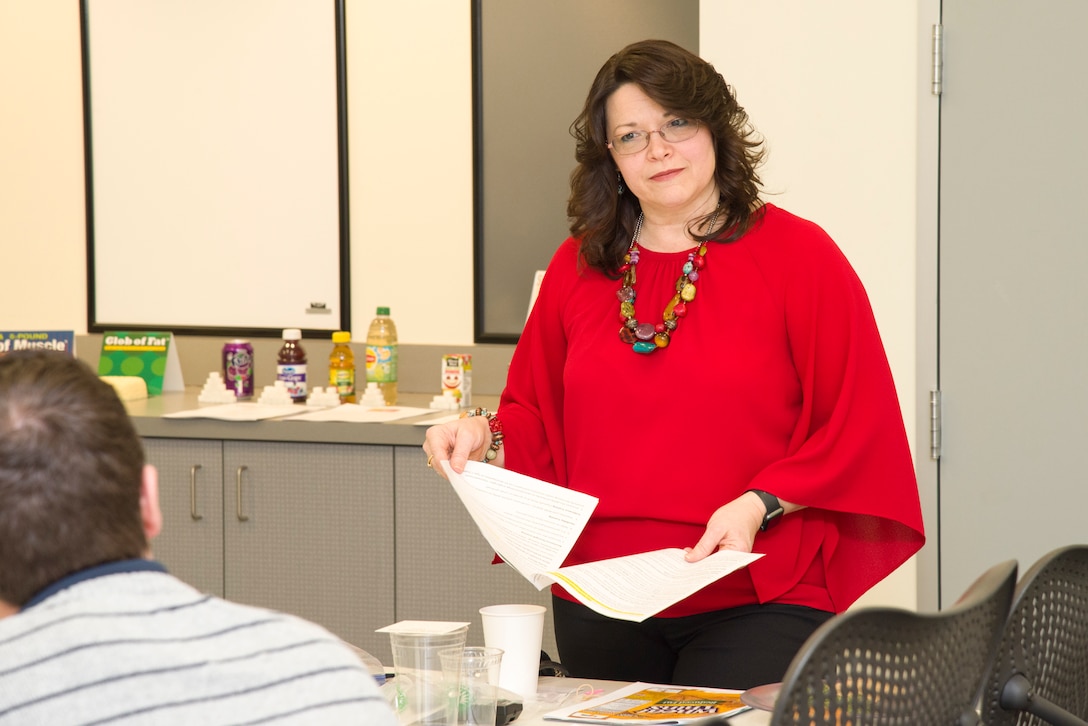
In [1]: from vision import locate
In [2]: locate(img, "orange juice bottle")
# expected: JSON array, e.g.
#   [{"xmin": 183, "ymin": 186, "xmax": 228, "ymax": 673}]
[{"xmin": 328, "ymin": 331, "xmax": 355, "ymax": 403}]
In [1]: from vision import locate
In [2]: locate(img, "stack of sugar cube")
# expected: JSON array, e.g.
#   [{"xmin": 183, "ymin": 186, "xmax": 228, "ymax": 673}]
[
  {"xmin": 306, "ymin": 386, "xmax": 341, "ymax": 408},
  {"xmin": 358, "ymin": 382, "xmax": 386, "ymax": 407},
  {"xmin": 198, "ymin": 372, "xmax": 237, "ymax": 404}
]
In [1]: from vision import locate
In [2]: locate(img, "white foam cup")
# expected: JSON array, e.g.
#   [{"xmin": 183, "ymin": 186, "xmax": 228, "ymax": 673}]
[{"xmin": 478, "ymin": 604, "xmax": 545, "ymax": 701}]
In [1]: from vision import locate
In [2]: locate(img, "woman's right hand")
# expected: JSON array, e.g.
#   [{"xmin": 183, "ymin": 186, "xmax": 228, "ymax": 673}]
[{"xmin": 422, "ymin": 415, "xmax": 494, "ymax": 478}]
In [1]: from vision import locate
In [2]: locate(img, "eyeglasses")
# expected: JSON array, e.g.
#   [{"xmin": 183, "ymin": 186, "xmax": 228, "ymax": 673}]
[{"xmin": 607, "ymin": 118, "xmax": 701, "ymax": 155}]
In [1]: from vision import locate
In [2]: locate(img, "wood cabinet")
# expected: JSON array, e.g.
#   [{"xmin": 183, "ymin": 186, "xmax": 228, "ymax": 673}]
[
  {"xmin": 145, "ymin": 438, "xmax": 225, "ymax": 597},
  {"xmin": 144, "ymin": 437, "xmax": 557, "ymax": 667},
  {"xmin": 392, "ymin": 447, "xmax": 557, "ymax": 660},
  {"xmin": 144, "ymin": 437, "xmax": 396, "ymax": 661}
]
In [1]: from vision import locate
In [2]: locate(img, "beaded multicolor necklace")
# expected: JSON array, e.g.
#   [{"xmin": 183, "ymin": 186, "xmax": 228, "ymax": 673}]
[{"xmin": 616, "ymin": 207, "xmax": 720, "ymax": 354}]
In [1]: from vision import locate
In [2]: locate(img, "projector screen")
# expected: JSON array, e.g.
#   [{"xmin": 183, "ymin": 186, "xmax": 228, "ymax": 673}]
[{"xmin": 81, "ymin": 0, "xmax": 348, "ymax": 336}]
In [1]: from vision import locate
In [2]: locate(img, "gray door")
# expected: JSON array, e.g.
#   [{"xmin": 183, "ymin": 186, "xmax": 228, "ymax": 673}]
[{"xmin": 938, "ymin": 1, "xmax": 1088, "ymax": 605}]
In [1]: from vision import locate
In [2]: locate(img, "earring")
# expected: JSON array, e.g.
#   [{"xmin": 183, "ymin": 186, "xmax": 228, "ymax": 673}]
[{"xmin": 617, "ymin": 171, "xmax": 625, "ymax": 196}]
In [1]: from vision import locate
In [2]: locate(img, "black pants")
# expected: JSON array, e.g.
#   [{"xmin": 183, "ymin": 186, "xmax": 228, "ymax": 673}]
[{"xmin": 552, "ymin": 595, "xmax": 833, "ymax": 690}]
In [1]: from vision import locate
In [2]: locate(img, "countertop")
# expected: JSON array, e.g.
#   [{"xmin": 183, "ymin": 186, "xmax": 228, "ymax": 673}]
[{"xmin": 127, "ymin": 389, "xmax": 500, "ymax": 447}]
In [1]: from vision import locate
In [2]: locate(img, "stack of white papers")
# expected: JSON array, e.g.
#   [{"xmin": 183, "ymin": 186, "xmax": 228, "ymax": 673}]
[
  {"xmin": 163, "ymin": 402, "xmax": 303, "ymax": 421},
  {"xmin": 285, "ymin": 404, "xmax": 434, "ymax": 423},
  {"xmin": 443, "ymin": 461, "xmax": 762, "ymax": 622},
  {"xmin": 162, "ymin": 403, "xmax": 435, "ymax": 423}
]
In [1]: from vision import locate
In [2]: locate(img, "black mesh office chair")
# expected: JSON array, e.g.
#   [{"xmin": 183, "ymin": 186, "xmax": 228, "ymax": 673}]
[
  {"xmin": 768, "ymin": 559, "xmax": 1017, "ymax": 726},
  {"xmin": 978, "ymin": 545, "xmax": 1088, "ymax": 726}
]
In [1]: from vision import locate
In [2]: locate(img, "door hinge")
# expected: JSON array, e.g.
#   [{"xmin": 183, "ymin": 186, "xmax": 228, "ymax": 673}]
[
  {"xmin": 930, "ymin": 389, "xmax": 942, "ymax": 460},
  {"xmin": 931, "ymin": 24, "xmax": 943, "ymax": 96}
]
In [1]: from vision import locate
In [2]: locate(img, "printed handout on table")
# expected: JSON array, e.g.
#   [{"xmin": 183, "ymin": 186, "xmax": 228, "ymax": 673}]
[
  {"xmin": 543, "ymin": 681, "xmax": 750, "ymax": 723},
  {"xmin": 286, "ymin": 404, "xmax": 435, "ymax": 423},
  {"xmin": 162, "ymin": 403, "xmax": 304, "ymax": 421}
]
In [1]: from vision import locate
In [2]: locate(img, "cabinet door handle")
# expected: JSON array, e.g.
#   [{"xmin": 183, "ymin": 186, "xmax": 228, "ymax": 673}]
[
  {"xmin": 235, "ymin": 465, "xmax": 250, "ymax": 522},
  {"xmin": 189, "ymin": 464, "xmax": 203, "ymax": 521}
]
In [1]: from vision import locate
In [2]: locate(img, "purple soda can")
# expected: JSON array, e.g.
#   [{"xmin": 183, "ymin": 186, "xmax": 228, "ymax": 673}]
[{"xmin": 222, "ymin": 340, "xmax": 254, "ymax": 399}]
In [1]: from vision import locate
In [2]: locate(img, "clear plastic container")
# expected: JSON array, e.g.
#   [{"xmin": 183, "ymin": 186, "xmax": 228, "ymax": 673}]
[
  {"xmin": 365, "ymin": 306, "xmax": 398, "ymax": 405},
  {"xmin": 388, "ymin": 625, "xmax": 468, "ymax": 725}
]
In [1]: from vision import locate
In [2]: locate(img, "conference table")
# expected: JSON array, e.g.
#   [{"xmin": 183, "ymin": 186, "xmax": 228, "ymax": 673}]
[{"xmin": 517, "ymin": 677, "xmax": 771, "ymax": 725}]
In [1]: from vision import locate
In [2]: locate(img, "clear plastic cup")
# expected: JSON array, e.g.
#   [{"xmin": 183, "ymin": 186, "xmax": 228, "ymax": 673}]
[
  {"xmin": 439, "ymin": 646, "xmax": 504, "ymax": 726},
  {"xmin": 389, "ymin": 625, "xmax": 469, "ymax": 725}
]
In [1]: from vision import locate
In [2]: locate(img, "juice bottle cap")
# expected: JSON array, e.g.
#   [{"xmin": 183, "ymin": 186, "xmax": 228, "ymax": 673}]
[
  {"xmin": 331, "ymin": 331, "xmax": 351, "ymax": 343},
  {"xmin": 282, "ymin": 328, "xmax": 302, "ymax": 340},
  {"xmin": 376, "ymin": 306, "xmax": 390, "ymax": 316}
]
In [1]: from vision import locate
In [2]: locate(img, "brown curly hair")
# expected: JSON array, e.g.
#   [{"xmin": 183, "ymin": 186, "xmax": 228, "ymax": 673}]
[{"xmin": 568, "ymin": 39, "xmax": 765, "ymax": 276}]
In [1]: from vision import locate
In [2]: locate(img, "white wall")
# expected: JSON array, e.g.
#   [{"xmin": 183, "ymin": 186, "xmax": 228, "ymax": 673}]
[
  {"xmin": 0, "ymin": 1, "xmax": 86, "ymax": 330},
  {"xmin": 0, "ymin": 0, "xmax": 935, "ymax": 608},
  {"xmin": 0, "ymin": 0, "xmax": 478, "ymax": 344},
  {"xmin": 701, "ymin": 3, "xmax": 939, "ymax": 609},
  {"xmin": 345, "ymin": 0, "xmax": 474, "ymax": 345}
]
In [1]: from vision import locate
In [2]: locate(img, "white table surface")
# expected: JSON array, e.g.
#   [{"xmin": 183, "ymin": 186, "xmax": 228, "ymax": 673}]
[{"xmin": 517, "ymin": 677, "xmax": 771, "ymax": 726}]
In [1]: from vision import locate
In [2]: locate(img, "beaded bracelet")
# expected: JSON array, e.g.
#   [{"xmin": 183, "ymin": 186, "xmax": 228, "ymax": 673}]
[{"xmin": 460, "ymin": 407, "xmax": 504, "ymax": 462}]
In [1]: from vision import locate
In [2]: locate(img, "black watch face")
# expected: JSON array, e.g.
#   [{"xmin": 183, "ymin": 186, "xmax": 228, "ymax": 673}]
[{"xmin": 762, "ymin": 502, "xmax": 784, "ymax": 530}]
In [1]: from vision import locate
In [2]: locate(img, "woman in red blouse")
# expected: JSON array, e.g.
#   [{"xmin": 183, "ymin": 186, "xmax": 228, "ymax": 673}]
[{"xmin": 424, "ymin": 39, "xmax": 924, "ymax": 689}]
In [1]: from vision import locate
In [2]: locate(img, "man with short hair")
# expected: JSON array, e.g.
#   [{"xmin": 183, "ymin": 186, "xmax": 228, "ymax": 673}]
[{"xmin": 0, "ymin": 350, "xmax": 396, "ymax": 724}]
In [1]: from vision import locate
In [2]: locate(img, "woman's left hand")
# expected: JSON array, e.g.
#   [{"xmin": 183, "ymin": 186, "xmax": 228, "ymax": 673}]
[{"xmin": 683, "ymin": 492, "xmax": 766, "ymax": 562}]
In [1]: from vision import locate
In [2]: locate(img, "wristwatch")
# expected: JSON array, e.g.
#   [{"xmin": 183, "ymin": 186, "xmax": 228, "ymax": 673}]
[{"xmin": 747, "ymin": 489, "xmax": 784, "ymax": 531}]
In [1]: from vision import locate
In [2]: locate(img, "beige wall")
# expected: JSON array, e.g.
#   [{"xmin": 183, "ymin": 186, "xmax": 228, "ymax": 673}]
[
  {"xmin": 346, "ymin": 0, "xmax": 475, "ymax": 345},
  {"xmin": 0, "ymin": 0, "xmax": 936, "ymax": 609},
  {"xmin": 701, "ymin": 2, "xmax": 940, "ymax": 610},
  {"xmin": 0, "ymin": 1, "xmax": 87, "ymax": 330}
]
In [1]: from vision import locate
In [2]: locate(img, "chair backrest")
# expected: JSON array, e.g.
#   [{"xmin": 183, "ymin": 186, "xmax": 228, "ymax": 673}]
[
  {"xmin": 978, "ymin": 545, "xmax": 1088, "ymax": 726},
  {"xmin": 769, "ymin": 559, "xmax": 1017, "ymax": 726}
]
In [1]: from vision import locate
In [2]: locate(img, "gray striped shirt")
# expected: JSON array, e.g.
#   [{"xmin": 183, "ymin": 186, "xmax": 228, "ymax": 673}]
[{"xmin": 0, "ymin": 564, "xmax": 396, "ymax": 725}]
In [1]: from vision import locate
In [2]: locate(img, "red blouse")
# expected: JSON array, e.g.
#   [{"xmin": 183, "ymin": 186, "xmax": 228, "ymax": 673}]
[{"xmin": 498, "ymin": 204, "xmax": 925, "ymax": 616}]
